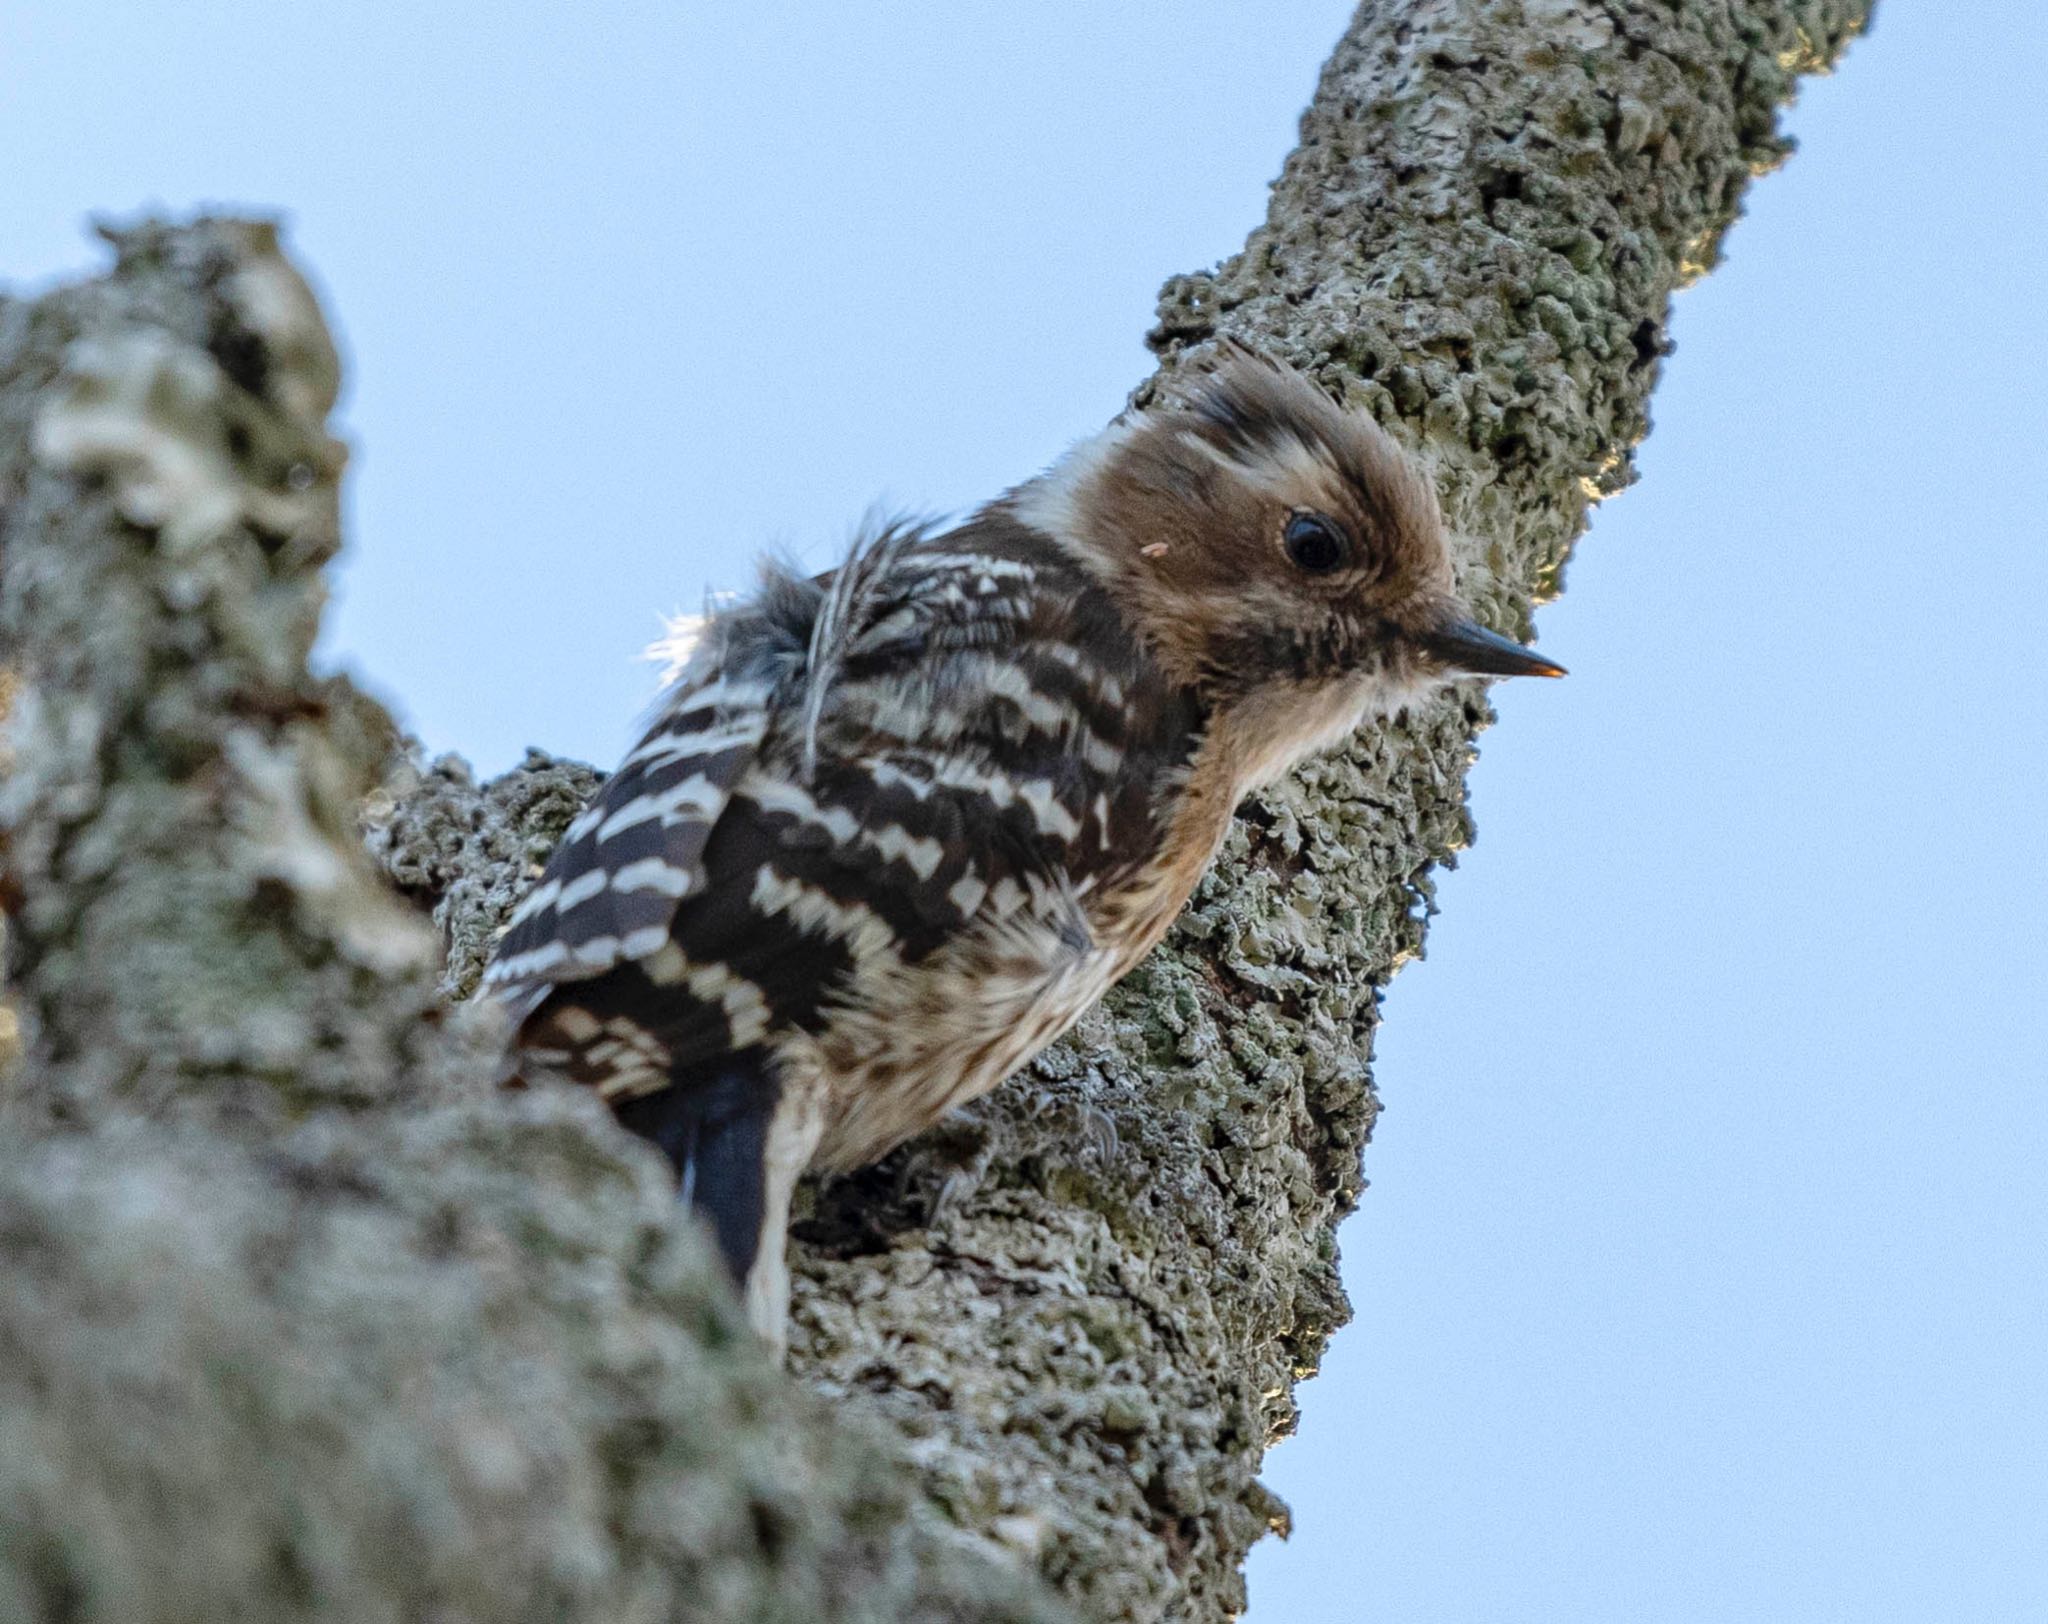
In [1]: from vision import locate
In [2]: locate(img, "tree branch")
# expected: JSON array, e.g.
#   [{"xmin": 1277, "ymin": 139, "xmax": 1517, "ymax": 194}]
[
  {"xmin": 0, "ymin": 223, "xmax": 1062, "ymax": 1624},
  {"xmin": 1, "ymin": 3, "xmax": 1876, "ymax": 1620}
]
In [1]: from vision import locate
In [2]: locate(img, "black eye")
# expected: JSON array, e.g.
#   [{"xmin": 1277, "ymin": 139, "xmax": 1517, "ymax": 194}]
[{"xmin": 1283, "ymin": 511, "xmax": 1349, "ymax": 574}]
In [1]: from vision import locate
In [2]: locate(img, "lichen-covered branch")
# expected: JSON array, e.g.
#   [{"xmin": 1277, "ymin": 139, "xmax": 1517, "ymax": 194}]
[
  {"xmin": 0, "ymin": 224, "xmax": 1062, "ymax": 1624},
  {"xmin": 0, "ymin": 221, "xmax": 437, "ymax": 1124},
  {"xmin": 1, "ymin": 3, "xmax": 1875, "ymax": 1621}
]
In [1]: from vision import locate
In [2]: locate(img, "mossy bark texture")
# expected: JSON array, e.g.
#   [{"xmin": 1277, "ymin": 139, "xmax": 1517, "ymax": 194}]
[{"xmin": 0, "ymin": 4, "xmax": 1872, "ymax": 1621}]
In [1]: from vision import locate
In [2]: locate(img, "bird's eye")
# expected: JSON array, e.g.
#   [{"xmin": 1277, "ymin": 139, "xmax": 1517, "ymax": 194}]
[{"xmin": 1283, "ymin": 511, "xmax": 1349, "ymax": 575}]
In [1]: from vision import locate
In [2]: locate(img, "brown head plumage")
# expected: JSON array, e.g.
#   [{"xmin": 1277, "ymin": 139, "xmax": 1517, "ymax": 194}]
[{"xmin": 1005, "ymin": 348, "xmax": 1561, "ymax": 783}]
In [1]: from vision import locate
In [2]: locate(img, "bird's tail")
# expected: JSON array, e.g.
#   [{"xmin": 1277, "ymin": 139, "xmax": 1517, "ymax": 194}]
[{"xmin": 612, "ymin": 1049, "xmax": 790, "ymax": 1321}]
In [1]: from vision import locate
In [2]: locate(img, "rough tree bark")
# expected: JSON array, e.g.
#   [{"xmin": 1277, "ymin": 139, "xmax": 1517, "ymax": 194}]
[{"xmin": 0, "ymin": 3, "xmax": 1874, "ymax": 1621}]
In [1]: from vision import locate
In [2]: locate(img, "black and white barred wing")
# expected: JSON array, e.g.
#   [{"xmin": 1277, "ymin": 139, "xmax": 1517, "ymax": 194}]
[{"xmin": 481, "ymin": 661, "xmax": 774, "ymax": 1027}]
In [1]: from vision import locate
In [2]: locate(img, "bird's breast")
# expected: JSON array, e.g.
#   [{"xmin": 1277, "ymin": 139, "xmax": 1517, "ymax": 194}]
[{"xmin": 798, "ymin": 735, "xmax": 1246, "ymax": 1173}]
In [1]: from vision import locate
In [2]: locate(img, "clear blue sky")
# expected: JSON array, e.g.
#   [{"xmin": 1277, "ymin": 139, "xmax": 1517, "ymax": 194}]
[{"xmin": 8, "ymin": 4, "xmax": 2045, "ymax": 1619}]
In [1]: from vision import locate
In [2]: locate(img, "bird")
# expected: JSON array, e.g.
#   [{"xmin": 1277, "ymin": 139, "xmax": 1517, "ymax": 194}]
[{"xmin": 481, "ymin": 349, "xmax": 1563, "ymax": 1344}]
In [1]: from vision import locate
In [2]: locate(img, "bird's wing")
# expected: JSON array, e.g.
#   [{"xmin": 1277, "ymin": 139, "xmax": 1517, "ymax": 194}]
[
  {"xmin": 480, "ymin": 656, "xmax": 777, "ymax": 1027},
  {"xmin": 481, "ymin": 523, "xmax": 921, "ymax": 1075},
  {"xmin": 487, "ymin": 514, "xmax": 1197, "ymax": 1105},
  {"xmin": 482, "ymin": 516, "xmax": 1200, "ymax": 1341}
]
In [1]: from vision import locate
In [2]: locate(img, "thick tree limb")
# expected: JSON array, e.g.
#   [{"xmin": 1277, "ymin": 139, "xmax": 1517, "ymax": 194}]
[
  {"xmin": 0, "ymin": 224, "xmax": 1061, "ymax": 1624},
  {"xmin": 0, "ymin": 3, "xmax": 1874, "ymax": 1621}
]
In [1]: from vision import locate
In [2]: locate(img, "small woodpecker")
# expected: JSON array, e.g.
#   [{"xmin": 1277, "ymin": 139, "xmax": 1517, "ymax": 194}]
[{"xmin": 483, "ymin": 351, "xmax": 1563, "ymax": 1342}]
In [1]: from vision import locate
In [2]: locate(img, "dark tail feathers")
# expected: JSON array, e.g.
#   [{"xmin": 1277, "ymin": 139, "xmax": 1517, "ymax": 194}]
[{"xmin": 612, "ymin": 1049, "xmax": 783, "ymax": 1286}]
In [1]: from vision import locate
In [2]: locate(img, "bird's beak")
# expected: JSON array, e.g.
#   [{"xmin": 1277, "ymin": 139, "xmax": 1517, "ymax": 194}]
[{"xmin": 1423, "ymin": 615, "xmax": 1567, "ymax": 680}]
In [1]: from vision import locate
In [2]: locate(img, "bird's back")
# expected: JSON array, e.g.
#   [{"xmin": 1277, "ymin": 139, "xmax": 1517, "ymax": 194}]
[{"xmin": 486, "ymin": 508, "xmax": 1203, "ymax": 1181}]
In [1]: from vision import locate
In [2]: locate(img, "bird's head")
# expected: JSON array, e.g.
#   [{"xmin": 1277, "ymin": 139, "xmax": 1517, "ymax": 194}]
[{"xmin": 1008, "ymin": 349, "xmax": 1563, "ymax": 785}]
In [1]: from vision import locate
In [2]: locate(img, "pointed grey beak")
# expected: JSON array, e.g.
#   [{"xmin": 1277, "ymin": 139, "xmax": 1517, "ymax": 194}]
[{"xmin": 1423, "ymin": 616, "xmax": 1567, "ymax": 680}]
